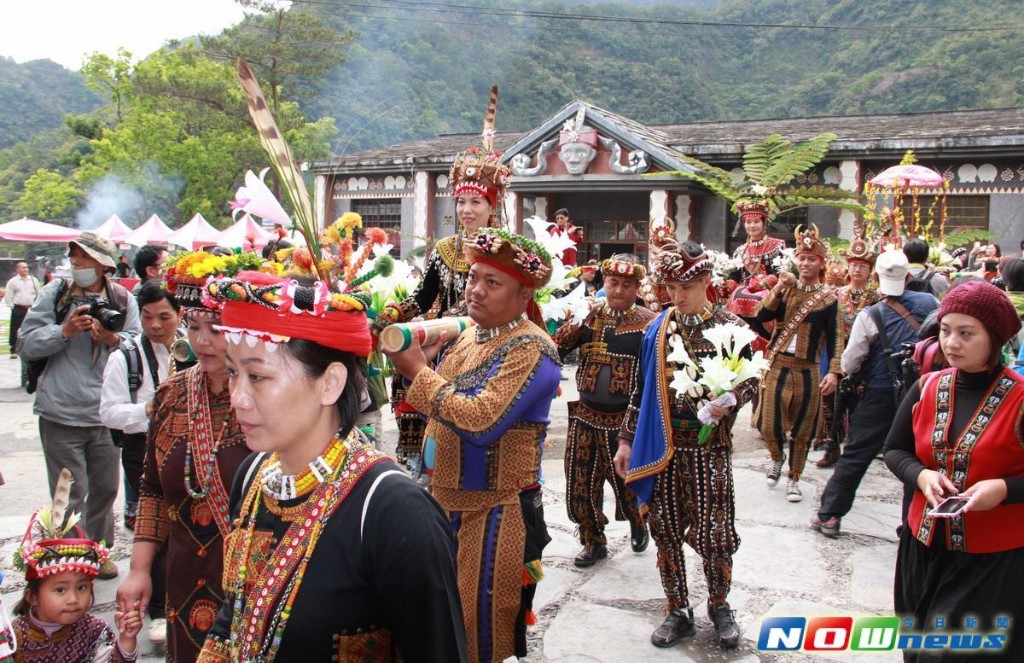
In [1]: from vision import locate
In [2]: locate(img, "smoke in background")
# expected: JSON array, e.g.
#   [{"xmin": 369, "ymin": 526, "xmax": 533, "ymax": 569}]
[
  {"xmin": 76, "ymin": 174, "xmax": 144, "ymax": 230},
  {"xmin": 75, "ymin": 164, "xmax": 185, "ymax": 229}
]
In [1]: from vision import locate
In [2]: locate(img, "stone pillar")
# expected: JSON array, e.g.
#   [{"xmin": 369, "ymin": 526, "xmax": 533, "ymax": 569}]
[
  {"xmin": 838, "ymin": 160, "xmax": 860, "ymax": 239},
  {"xmin": 649, "ymin": 189, "xmax": 669, "ymax": 228},
  {"xmin": 534, "ymin": 196, "xmax": 548, "ymax": 222},
  {"xmin": 675, "ymin": 194, "xmax": 692, "ymax": 241},
  {"xmin": 313, "ymin": 174, "xmax": 327, "ymax": 228},
  {"xmin": 413, "ymin": 171, "xmax": 430, "ymax": 247},
  {"xmin": 503, "ymin": 191, "xmax": 519, "ymax": 233}
]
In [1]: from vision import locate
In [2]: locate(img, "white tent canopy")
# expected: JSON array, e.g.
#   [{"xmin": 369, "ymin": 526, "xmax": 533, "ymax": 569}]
[
  {"xmin": 215, "ymin": 214, "xmax": 272, "ymax": 250},
  {"xmin": 125, "ymin": 214, "xmax": 174, "ymax": 247},
  {"xmin": 167, "ymin": 213, "xmax": 221, "ymax": 250},
  {"xmin": 92, "ymin": 215, "xmax": 133, "ymax": 243},
  {"xmin": 0, "ymin": 217, "xmax": 79, "ymax": 242}
]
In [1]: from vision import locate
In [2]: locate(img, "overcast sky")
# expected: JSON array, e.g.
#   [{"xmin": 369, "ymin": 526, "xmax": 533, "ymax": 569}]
[{"xmin": 3, "ymin": 0, "xmax": 247, "ymax": 70}]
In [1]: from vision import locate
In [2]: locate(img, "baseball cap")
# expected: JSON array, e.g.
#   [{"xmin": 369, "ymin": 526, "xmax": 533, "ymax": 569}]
[
  {"xmin": 875, "ymin": 249, "xmax": 909, "ymax": 296},
  {"xmin": 69, "ymin": 231, "xmax": 117, "ymax": 272}
]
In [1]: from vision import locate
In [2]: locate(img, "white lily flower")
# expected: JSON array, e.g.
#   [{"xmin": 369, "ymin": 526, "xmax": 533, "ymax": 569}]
[
  {"xmin": 702, "ymin": 325, "xmax": 735, "ymax": 356},
  {"xmin": 669, "ymin": 368, "xmax": 701, "ymax": 397},
  {"xmin": 698, "ymin": 357, "xmax": 739, "ymax": 394},
  {"xmin": 666, "ymin": 334, "xmax": 697, "ymax": 368}
]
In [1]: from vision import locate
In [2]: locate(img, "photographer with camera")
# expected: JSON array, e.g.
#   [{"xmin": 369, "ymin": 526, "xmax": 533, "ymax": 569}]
[
  {"xmin": 17, "ymin": 232, "xmax": 140, "ymax": 579},
  {"xmin": 812, "ymin": 249, "xmax": 936, "ymax": 539}
]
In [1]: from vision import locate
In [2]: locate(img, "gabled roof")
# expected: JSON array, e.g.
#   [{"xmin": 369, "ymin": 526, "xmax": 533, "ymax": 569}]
[
  {"xmin": 500, "ymin": 100, "xmax": 693, "ymax": 174},
  {"xmin": 309, "ymin": 106, "xmax": 1024, "ymax": 174}
]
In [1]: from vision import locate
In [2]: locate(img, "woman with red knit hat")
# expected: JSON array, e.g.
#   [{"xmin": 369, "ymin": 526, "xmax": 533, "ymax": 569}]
[{"xmin": 884, "ymin": 280, "xmax": 1024, "ymax": 661}]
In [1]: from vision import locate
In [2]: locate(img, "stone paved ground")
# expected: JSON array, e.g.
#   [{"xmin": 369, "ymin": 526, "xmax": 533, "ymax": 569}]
[{"xmin": 0, "ymin": 358, "xmax": 905, "ymax": 662}]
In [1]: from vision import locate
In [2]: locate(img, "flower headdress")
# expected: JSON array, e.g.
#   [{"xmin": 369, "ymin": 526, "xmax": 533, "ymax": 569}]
[
  {"xmin": 794, "ymin": 224, "xmax": 829, "ymax": 259},
  {"xmin": 601, "ymin": 254, "xmax": 646, "ymax": 280},
  {"xmin": 450, "ymin": 85, "xmax": 510, "ymax": 211},
  {"xmin": 15, "ymin": 469, "xmax": 109, "ymax": 581},
  {"xmin": 649, "ymin": 218, "xmax": 712, "ymax": 284},
  {"xmin": 230, "ymin": 60, "xmax": 395, "ymax": 356},
  {"xmin": 559, "ymin": 106, "xmax": 599, "ymax": 148},
  {"xmin": 463, "ymin": 228, "xmax": 553, "ymax": 289},
  {"xmin": 165, "ymin": 250, "xmax": 273, "ymax": 314}
]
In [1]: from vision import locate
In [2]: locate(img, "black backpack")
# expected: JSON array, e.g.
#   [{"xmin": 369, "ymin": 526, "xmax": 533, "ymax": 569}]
[{"xmin": 904, "ymin": 268, "xmax": 936, "ymax": 296}]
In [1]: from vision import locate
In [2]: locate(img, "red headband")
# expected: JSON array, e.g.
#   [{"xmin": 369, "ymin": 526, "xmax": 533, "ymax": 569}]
[
  {"xmin": 454, "ymin": 182, "xmax": 498, "ymax": 208},
  {"xmin": 219, "ymin": 300, "xmax": 372, "ymax": 356},
  {"xmin": 472, "ymin": 255, "xmax": 534, "ymax": 288}
]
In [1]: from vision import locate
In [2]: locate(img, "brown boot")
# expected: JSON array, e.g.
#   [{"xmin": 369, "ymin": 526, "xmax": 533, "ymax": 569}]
[{"xmin": 816, "ymin": 443, "xmax": 840, "ymax": 468}]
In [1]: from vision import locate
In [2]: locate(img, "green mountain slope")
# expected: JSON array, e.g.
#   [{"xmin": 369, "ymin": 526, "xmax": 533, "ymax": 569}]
[
  {"xmin": 296, "ymin": 0, "xmax": 1024, "ymax": 151},
  {"xmin": 0, "ymin": 58, "xmax": 103, "ymax": 150}
]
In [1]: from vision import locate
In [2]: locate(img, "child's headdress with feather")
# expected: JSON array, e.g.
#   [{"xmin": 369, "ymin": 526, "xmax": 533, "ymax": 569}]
[{"xmin": 14, "ymin": 469, "xmax": 109, "ymax": 580}]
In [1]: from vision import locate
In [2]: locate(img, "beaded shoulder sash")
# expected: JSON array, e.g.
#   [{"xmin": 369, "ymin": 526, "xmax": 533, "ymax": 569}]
[
  {"xmin": 186, "ymin": 368, "xmax": 233, "ymax": 538},
  {"xmin": 231, "ymin": 445, "xmax": 390, "ymax": 661},
  {"xmin": 765, "ymin": 286, "xmax": 832, "ymax": 363}
]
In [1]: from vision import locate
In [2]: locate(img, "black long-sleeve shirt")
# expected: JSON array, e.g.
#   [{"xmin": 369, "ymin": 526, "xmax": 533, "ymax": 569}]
[{"xmin": 883, "ymin": 366, "xmax": 1024, "ymax": 503}]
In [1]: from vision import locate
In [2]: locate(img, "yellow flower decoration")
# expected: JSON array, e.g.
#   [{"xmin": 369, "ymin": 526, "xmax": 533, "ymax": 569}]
[{"xmin": 333, "ymin": 212, "xmax": 363, "ymax": 239}]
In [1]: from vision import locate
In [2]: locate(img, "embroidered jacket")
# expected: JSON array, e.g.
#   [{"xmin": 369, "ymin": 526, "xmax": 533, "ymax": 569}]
[
  {"xmin": 377, "ymin": 235, "xmax": 468, "ymax": 328},
  {"xmin": 756, "ymin": 284, "xmax": 842, "ymax": 373},
  {"xmin": 620, "ymin": 306, "xmax": 759, "ymax": 506},
  {"xmin": 10, "ymin": 613, "xmax": 134, "ymax": 663},
  {"xmin": 554, "ymin": 303, "xmax": 655, "ymax": 414}
]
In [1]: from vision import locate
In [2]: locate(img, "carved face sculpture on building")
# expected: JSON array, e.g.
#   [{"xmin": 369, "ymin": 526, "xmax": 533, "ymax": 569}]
[{"xmin": 558, "ymin": 141, "xmax": 597, "ymax": 175}]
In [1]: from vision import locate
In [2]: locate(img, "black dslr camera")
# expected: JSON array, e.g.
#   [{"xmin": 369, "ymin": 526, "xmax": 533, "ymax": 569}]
[{"xmin": 73, "ymin": 295, "xmax": 125, "ymax": 332}]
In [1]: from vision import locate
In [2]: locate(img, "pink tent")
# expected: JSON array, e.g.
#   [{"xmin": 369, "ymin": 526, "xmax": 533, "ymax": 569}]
[
  {"xmin": 168, "ymin": 213, "xmax": 221, "ymax": 250},
  {"xmin": 92, "ymin": 215, "xmax": 133, "ymax": 243},
  {"xmin": 215, "ymin": 214, "xmax": 272, "ymax": 250},
  {"xmin": 0, "ymin": 217, "xmax": 80, "ymax": 242},
  {"xmin": 125, "ymin": 214, "xmax": 174, "ymax": 247}
]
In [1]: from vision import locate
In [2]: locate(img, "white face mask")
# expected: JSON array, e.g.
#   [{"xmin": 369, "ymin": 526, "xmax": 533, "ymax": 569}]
[{"xmin": 72, "ymin": 267, "xmax": 99, "ymax": 288}]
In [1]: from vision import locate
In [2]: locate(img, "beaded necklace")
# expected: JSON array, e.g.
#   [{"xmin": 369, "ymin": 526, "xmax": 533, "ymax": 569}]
[
  {"xmin": 260, "ymin": 436, "xmax": 349, "ymax": 501},
  {"xmin": 229, "ymin": 434, "xmax": 387, "ymax": 662},
  {"xmin": 796, "ymin": 282, "xmax": 823, "ymax": 293},
  {"xmin": 475, "ymin": 314, "xmax": 524, "ymax": 343},
  {"xmin": 184, "ymin": 419, "xmax": 229, "ymax": 499}
]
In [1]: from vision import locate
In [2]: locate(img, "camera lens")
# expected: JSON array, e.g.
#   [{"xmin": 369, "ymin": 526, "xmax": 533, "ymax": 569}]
[{"xmin": 97, "ymin": 308, "xmax": 125, "ymax": 332}]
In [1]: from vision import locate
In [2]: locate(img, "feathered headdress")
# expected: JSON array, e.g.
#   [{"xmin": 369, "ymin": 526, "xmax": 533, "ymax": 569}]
[
  {"xmin": 229, "ymin": 60, "xmax": 396, "ymax": 355},
  {"xmin": 15, "ymin": 469, "xmax": 109, "ymax": 580},
  {"xmin": 449, "ymin": 85, "xmax": 511, "ymax": 210}
]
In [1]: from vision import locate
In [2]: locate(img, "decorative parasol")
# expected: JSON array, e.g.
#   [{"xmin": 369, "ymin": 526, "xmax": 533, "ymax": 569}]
[{"xmin": 868, "ymin": 164, "xmax": 944, "ymax": 189}]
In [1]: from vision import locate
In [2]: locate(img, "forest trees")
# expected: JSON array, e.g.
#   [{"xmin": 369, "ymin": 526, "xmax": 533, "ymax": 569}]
[{"xmin": 3, "ymin": 5, "xmax": 349, "ymax": 228}]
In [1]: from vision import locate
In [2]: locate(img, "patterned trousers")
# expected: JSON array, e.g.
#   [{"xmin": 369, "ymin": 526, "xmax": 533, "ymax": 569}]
[
  {"xmin": 647, "ymin": 433, "xmax": 739, "ymax": 612},
  {"xmin": 564, "ymin": 401, "xmax": 644, "ymax": 545},
  {"xmin": 755, "ymin": 355, "xmax": 821, "ymax": 481}
]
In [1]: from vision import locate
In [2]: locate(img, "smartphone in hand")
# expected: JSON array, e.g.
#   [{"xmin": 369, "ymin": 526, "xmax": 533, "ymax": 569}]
[{"xmin": 930, "ymin": 495, "xmax": 970, "ymax": 518}]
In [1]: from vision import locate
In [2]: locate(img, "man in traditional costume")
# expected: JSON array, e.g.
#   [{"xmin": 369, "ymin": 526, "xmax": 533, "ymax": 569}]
[
  {"xmin": 816, "ymin": 237, "xmax": 880, "ymax": 468},
  {"xmin": 614, "ymin": 234, "xmax": 758, "ymax": 649},
  {"xmin": 387, "ymin": 228, "xmax": 561, "ymax": 663},
  {"xmin": 755, "ymin": 225, "xmax": 842, "ymax": 503},
  {"xmin": 554, "ymin": 255, "xmax": 654, "ymax": 567}
]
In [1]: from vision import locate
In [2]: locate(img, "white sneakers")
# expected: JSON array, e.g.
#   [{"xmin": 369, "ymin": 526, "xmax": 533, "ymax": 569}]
[
  {"xmin": 149, "ymin": 618, "xmax": 167, "ymax": 646},
  {"xmin": 787, "ymin": 481, "xmax": 803, "ymax": 503}
]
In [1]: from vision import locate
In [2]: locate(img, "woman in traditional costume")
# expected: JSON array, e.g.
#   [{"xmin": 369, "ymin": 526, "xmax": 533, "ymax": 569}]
[
  {"xmin": 117, "ymin": 252, "xmax": 254, "ymax": 663},
  {"xmin": 195, "ymin": 265, "xmax": 467, "ymax": 662},
  {"xmin": 373, "ymin": 86, "xmax": 510, "ymax": 466},
  {"xmin": 726, "ymin": 201, "xmax": 786, "ymax": 346},
  {"xmin": 884, "ymin": 281, "xmax": 1024, "ymax": 661}
]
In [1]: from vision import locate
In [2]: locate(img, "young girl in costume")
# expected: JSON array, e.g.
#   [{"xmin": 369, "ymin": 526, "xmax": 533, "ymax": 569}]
[{"xmin": 10, "ymin": 469, "xmax": 142, "ymax": 662}]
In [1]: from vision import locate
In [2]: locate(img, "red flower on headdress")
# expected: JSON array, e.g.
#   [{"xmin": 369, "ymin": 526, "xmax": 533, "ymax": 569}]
[
  {"xmin": 473, "ymin": 233, "xmax": 495, "ymax": 253},
  {"xmin": 523, "ymin": 253, "xmax": 543, "ymax": 274}
]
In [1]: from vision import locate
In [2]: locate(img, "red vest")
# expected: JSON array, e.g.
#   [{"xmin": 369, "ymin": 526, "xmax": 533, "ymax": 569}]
[{"xmin": 909, "ymin": 367, "xmax": 1024, "ymax": 553}]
